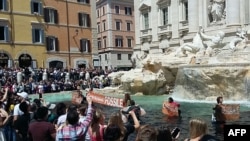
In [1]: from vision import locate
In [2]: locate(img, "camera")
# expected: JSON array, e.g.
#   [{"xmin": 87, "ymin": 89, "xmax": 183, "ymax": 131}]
[{"xmin": 171, "ymin": 127, "xmax": 180, "ymax": 139}]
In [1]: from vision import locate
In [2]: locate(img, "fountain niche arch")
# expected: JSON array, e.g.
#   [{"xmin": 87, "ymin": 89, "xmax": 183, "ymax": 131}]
[{"xmin": 19, "ymin": 54, "xmax": 32, "ymax": 68}]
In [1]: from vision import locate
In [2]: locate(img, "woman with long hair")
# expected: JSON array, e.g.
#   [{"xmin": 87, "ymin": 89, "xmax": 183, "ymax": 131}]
[{"xmin": 104, "ymin": 110, "xmax": 140, "ymax": 141}]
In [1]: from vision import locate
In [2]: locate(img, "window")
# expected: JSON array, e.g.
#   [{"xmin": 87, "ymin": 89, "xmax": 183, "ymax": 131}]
[
  {"xmin": 103, "ymin": 37, "xmax": 107, "ymax": 48},
  {"xmin": 116, "ymin": 21, "xmax": 121, "ymax": 30},
  {"xmin": 80, "ymin": 39, "xmax": 91, "ymax": 53},
  {"xmin": 103, "ymin": 7, "xmax": 105, "ymax": 15},
  {"xmin": 32, "ymin": 28, "xmax": 44, "ymax": 43},
  {"xmin": 103, "ymin": 21, "xmax": 106, "ymax": 31},
  {"xmin": 44, "ymin": 8, "xmax": 58, "ymax": 24},
  {"xmin": 97, "ymin": 39, "xmax": 101, "ymax": 49},
  {"xmin": 162, "ymin": 8, "xmax": 168, "ymax": 25},
  {"xmin": 46, "ymin": 36, "xmax": 58, "ymax": 51},
  {"xmin": 115, "ymin": 6, "xmax": 119, "ymax": 14},
  {"xmin": 125, "ymin": 7, "xmax": 132, "ymax": 15},
  {"xmin": 97, "ymin": 23, "xmax": 100, "ymax": 33},
  {"xmin": 31, "ymin": 1, "xmax": 43, "ymax": 15},
  {"xmin": 97, "ymin": 10, "xmax": 100, "ymax": 17},
  {"xmin": 77, "ymin": 0, "xmax": 89, "ymax": 4},
  {"xmin": 105, "ymin": 54, "xmax": 107, "ymax": 60},
  {"xmin": 78, "ymin": 13, "xmax": 90, "ymax": 27},
  {"xmin": 115, "ymin": 38, "xmax": 123, "ymax": 47},
  {"xmin": 0, "ymin": 0, "xmax": 7, "ymax": 11},
  {"xmin": 184, "ymin": 1, "xmax": 188, "ymax": 21},
  {"xmin": 127, "ymin": 39, "xmax": 132, "ymax": 47},
  {"xmin": 143, "ymin": 13, "xmax": 149, "ymax": 29},
  {"xmin": 117, "ymin": 54, "xmax": 121, "ymax": 60},
  {"xmin": 127, "ymin": 22, "xmax": 131, "ymax": 31},
  {"xmin": 0, "ymin": 25, "xmax": 9, "ymax": 42},
  {"xmin": 128, "ymin": 54, "xmax": 132, "ymax": 60}
]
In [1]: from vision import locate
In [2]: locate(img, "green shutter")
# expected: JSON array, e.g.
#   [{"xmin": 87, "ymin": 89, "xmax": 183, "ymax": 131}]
[
  {"xmin": 54, "ymin": 10, "xmax": 58, "ymax": 24},
  {"xmin": 78, "ymin": 13, "xmax": 83, "ymax": 26},
  {"xmin": 41, "ymin": 29, "xmax": 44, "ymax": 43},
  {"xmin": 5, "ymin": 26, "xmax": 9, "ymax": 42},
  {"xmin": 32, "ymin": 28, "xmax": 35, "ymax": 43},
  {"xmin": 44, "ymin": 8, "xmax": 49, "ymax": 22}
]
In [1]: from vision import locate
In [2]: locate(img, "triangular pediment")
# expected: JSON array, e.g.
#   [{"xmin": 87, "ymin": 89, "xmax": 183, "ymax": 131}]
[{"xmin": 139, "ymin": 3, "xmax": 151, "ymax": 11}]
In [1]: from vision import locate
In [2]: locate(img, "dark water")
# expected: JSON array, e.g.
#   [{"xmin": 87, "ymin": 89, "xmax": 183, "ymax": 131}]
[
  {"xmin": 96, "ymin": 95, "xmax": 250, "ymax": 141},
  {"xmin": 31, "ymin": 93, "xmax": 250, "ymax": 141}
]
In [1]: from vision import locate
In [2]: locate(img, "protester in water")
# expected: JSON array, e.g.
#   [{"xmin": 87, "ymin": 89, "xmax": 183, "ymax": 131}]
[
  {"xmin": 213, "ymin": 96, "xmax": 226, "ymax": 123},
  {"xmin": 123, "ymin": 92, "xmax": 132, "ymax": 107},
  {"xmin": 163, "ymin": 97, "xmax": 181, "ymax": 117}
]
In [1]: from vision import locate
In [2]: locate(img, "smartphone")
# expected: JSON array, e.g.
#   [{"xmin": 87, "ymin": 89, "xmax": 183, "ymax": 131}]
[
  {"xmin": 171, "ymin": 127, "xmax": 180, "ymax": 139},
  {"xmin": 39, "ymin": 93, "xmax": 43, "ymax": 99}
]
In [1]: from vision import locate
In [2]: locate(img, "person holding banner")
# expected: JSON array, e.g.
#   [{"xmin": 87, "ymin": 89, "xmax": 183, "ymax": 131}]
[{"xmin": 56, "ymin": 96, "xmax": 94, "ymax": 140}]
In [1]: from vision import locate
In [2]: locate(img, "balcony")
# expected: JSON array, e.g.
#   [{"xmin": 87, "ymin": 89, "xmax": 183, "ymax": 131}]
[
  {"xmin": 140, "ymin": 28, "xmax": 152, "ymax": 43},
  {"xmin": 158, "ymin": 24, "xmax": 172, "ymax": 40},
  {"xmin": 179, "ymin": 20, "xmax": 189, "ymax": 37}
]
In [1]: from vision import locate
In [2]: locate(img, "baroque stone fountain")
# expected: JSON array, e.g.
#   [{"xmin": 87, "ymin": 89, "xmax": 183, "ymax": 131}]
[{"xmin": 108, "ymin": 27, "xmax": 250, "ymax": 101}]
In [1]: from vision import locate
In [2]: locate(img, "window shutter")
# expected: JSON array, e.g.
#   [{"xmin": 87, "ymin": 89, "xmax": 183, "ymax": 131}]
[
  {"xmin": 54, "ymin": 10, "xmax": 58, "ymax": 24},
  {"xmin": 87, "ymin": 14, "xmax": 91, "ymax": 27},
  {"xmin": 77, "ymin": 0, "xmax": 80, "ymax": 2},
  {"xmin": 88, "ymin": 40, "xmax": 91, "ymax": 53},
  {"xmin": 39, "ymin": 3, "xmax": 43, "ymax": 15},
  {"xmin": 41, "ymin": 29, "xmax": 45, "ymax": 43},
  {"xmin": 129, "ymin": 8, "xmax": 132, "ymax": 15},
  {"xmin": 121, "ymin": 39, "xmax": 123, "ymax": 47},
  {"xmin": 3, "ymin": 0, "xmax": 7, "ymax": 11},
  {"xmin": 78, "ymin": 13, "xmax": 83, "ymax": 26},
  {"xmin": 55, "ymin": 37, "xmax": 59, "ymax": 51},
  {"xmin": 44, "ymin": 8, "xmax": 49, "ymax": 22},
  {"xmin": 31, "ymin": 1, "xmax": 34, "ymax": 13},
  {"xmin": 5, "ymin": 26, "xmax": 9, "ymax": 42},
  {"xmin": 115, "ymin": 39, "xmax": 118, "ymax": 47},
  {"xmin": 86, "ymin": 0, "xmax": 89, "ymax": 4},
  {"xmin": 83, "ymin": 40, "xmax": 87, "ymax": 52},
  {"xmin": 125, "ymin": 7, "xmax": 127, "ymax": 15},
  {"xmin": 80, "ymin": 39, "xmax": 83, "ymax": 52},
  {"xmin": 32, "ymin": 29, "xmax": 35, "ymax": 43},
  {"xmin": 46, "ymin": 37, "xmax": 50, "ymax": 51}
]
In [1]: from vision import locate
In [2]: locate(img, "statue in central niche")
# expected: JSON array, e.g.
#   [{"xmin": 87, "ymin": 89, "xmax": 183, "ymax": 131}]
[{"xmin": 208, "ymin": 0, "xmax": 226, "ymax": 24}]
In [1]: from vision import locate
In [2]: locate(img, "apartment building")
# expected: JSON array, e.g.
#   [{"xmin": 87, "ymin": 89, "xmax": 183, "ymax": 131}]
[
  {"xmin": 0, "ymin": 0, "xmax": 46, "ymax": 68},
  {"xmin": 0, "ymin": 0, "xmax": 97, "ymax": 69},
  {"xmin": 96, "ymin": 0, "xmax": 135, "ymax": 70}
]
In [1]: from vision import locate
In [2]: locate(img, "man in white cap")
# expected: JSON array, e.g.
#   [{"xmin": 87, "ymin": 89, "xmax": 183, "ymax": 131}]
[{"xmin": 13, "ymin": 91, "xmax": 29, "ymax": 121}]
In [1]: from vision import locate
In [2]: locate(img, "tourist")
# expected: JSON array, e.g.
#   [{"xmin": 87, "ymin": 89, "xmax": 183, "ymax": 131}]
[
  {"xmin": 88, "ymin": 108, "xmax": 106, "ymax": 141},
  {"xmin": 184, "ymin": 118, "xmax": 219, "ymax": 141},
  {"xmin": 0, "ymin": 103, "xmax": 10, "ymax": 141},
  {"xmin": 56, "ymin": 96, "xmax": 94, "ymax": 140},
  {"xmin": 13, "ymin": 91, "xmax": 29, "ymax": 121},
  {"xmin": 103, "ymin": 110, "xmax": 140, "ymax": 141},
  {"xmin": 213, "ymin": 96, "xmax": 226, "ymax": 123},
  {"xmin": 56, "ymin": 104, "xmax": 78, "ymax": 127},
  {"xmin": 157, "ymin": 126, "xmax": 173, "ymax": 141},
  {"xmin": 13, "ymin": 101, "xmax": 31, "ymax": 141},
  {"xmin": 135, "ymin": 124, "xmax": 158, "ymax": 141},
  {"xmin": 28, "ymin": 106, "xmax": 56, "ymax": 141}
]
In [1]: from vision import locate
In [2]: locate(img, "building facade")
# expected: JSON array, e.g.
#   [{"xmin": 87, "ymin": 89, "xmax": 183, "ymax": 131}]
[
  {"xmin": 96, "ymin": 0, "xmax": 135, "ymax": 70},
  {"xmin": 0, "ymin": 0, "xmax": 97, "ymax": 69},
  {"xmin": 0, "ymin": 0, "xmax": 46, "ymax": 68},
  {"xmin": 134, "ymin": 0, "xmax": 250, "ymax": 54}
]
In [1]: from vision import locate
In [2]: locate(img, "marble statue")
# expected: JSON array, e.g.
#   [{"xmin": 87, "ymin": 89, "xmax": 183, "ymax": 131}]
[
  {"xmin": 199, "ymin": 28, "xmax": 225, "ymax": 56},
  {"xmin": 208, "ymin": 0, "xmax": 226, "ymax": 24},
  {"xmin": 229, "ymin": 28, "xmax": 248, "ymax": 50},
  {"xmin": 175, "ymin": 28, "xmax": 206, "ymax": 57},
  {"xmin": 131, "ymin": 51, "xmax": 148, "ymax": 68}
]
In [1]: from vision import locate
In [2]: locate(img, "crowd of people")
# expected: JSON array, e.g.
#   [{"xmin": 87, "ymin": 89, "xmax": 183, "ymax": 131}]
[{"xmin": 0, "ymin": 66, "xmax": 226, "ymax": 141}]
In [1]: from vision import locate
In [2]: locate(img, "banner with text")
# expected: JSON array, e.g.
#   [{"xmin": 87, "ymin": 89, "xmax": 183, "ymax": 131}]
[{"xmin": 88, "ymin": 92, "xmax": 124, "ymax": 108}]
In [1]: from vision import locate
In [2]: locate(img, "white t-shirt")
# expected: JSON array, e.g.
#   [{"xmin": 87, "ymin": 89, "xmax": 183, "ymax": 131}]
[
  {"xmin": 13, "ymin": 103, "xmax": 23, "ymax": 116},
  {"xmin": 57, "ymin": 114, "xmax": 67, "ymax": 126}
]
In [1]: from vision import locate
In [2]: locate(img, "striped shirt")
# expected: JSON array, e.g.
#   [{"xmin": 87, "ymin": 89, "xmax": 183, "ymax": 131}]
[{"xmin": 56, "ymin": 105, "xmax": 93, "ymax": 141}]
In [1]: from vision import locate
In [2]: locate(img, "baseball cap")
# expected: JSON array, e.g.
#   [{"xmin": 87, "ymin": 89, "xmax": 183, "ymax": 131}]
[{"xmin": 17, "ymin": 92, "xmax": 29, "ymax": 99}]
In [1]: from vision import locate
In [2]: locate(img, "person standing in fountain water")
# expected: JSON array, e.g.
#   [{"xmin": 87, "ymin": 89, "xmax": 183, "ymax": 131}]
[
  {"xmin": 213, "ymin": 96, "xmax": 226, "ymax": 123},
  {"xmin": 163, "ymin": 97, "xmax": 181, "ymax": 117}
]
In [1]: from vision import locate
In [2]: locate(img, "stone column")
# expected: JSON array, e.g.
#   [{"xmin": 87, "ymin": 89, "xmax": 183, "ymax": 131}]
[
  {"xmin": 188, "ymin": 0, "xmax": 199, "ymax": 32},
  {"xmin": 226, "ymin": 0, "xmax": 240, "ymax": 26}
]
